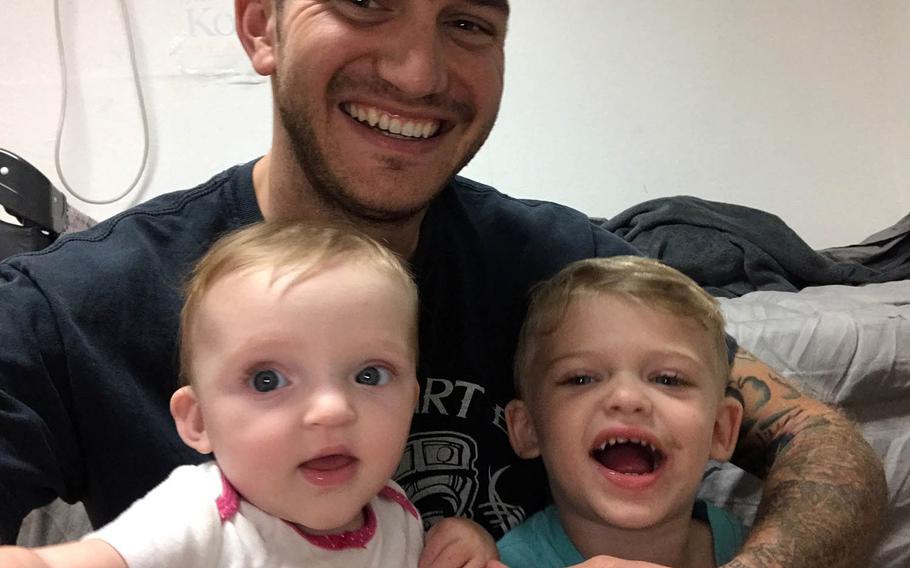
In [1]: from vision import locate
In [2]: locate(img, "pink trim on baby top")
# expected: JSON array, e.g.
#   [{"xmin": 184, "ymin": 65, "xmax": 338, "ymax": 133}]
[
  {"xmin": 378, "ymin": 485, "xmax": 420, "ymax": 520},
  {"xmin": 216, "ymin": 472, "xmax": 419, "ymax": 550},
  {"xmin": 216, "ymin": 472, "xmax": 240, "ymax": 521}
]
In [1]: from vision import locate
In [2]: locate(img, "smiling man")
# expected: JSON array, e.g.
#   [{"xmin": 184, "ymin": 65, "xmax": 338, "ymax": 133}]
[{"xmin": 0, "ymin": 2, "xmax": 886, "ymax": 568}]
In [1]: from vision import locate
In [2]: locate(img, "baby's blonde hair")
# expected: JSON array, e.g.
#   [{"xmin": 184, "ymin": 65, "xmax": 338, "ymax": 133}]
[
  {"xmin": 179, "ymin": 221, "xmax": 418, "ymax": 386},
  {"xmin": 513, "ymin": 256, "xmax": 729, "ymax": 397}
]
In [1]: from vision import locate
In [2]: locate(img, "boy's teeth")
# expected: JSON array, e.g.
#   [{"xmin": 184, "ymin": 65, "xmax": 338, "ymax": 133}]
[
  {"xmin": 598, "ymin": 437, "xmax": 657, "ymax": 453},
  {"xmin": 345, "ymin": 103, "xmax": 440, "ymax": 139}
]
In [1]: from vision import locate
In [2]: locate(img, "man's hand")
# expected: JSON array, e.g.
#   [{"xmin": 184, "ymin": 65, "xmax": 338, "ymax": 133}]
[
  {"xmin": 487, "ymin": 557, "xmax": 670, "ymax": 567},
  {"xmin": 724, "ymin": 349, "xmax": 887, "ymax": 568},
  {"xmin": 419, "ymin": 517, "xmax": 499, "ymax": 568}
]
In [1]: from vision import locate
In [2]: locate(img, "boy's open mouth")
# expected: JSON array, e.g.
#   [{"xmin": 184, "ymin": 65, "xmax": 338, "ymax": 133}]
[{"xmin": 590, "ymin": 437, "xmax": 664, "ymax": 475}]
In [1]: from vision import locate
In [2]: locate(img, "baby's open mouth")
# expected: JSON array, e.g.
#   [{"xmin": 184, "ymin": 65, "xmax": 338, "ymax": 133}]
[{"xmin": 591, "ymin": 437, "xmax": 664, "ymax": 475}]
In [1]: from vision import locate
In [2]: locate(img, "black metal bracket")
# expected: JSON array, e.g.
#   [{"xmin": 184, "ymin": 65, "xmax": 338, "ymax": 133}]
[{"xmin": 0, "ymin": 148, "xmax": 95, "ymax": 236}]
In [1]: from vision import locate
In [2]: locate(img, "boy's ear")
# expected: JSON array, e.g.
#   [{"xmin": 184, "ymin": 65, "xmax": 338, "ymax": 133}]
[
  {"xmin": 505, "ymin": 399, "xmax": 541, "ymax": 459},
  {"xmin": 170, "ymin": 386, "xmax": 212, "ymax": 455},
  {"xmin": 709, "ymin": 396, "xmax": 744, "ymax": 462},
  {"xmin": 235, "ymin": 0, "xmax": 277, "ymax": 76}
]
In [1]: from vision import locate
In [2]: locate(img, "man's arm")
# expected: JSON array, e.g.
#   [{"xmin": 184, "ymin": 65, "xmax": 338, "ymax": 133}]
[{"xmin": 723, "ymin": 349, "xmax": 887, "ymax": 568}]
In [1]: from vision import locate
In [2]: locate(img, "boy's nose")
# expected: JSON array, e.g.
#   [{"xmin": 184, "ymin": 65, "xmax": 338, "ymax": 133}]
[
  {"xmin": 604, "ymin": 376, "xmax": 652, "ymax": 416},
  {"xmin": 302, "ymin": 388, "xmax": 357, "ymax": 428}
]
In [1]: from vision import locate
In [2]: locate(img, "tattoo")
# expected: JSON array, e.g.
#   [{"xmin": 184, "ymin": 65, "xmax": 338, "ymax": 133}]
[
  {"xmin": 766, "ymin": 369, "xmax": 803, "ymax": 400},
  {"xmin": 730, "ymin": 375, "xmax": 771, "ymax": 411},
  {"xmin": 724, "ymin": 349, "xmax": 886, "ymax": 567},
  {"xmin": 726, "ymin": 414, "xmax": 887, "ymax": 568},
  {"xmin": 757, "ymin": 406, "xmax": 800, "ymax": 431}
]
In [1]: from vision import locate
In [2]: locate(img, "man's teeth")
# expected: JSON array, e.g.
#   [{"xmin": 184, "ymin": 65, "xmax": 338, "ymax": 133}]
[
  {"xmin": 596, "ymin": 437, "xmax": 657, "ymax": 454},
  {"xmin": 345, "ymin": 103, "xmax": 440, "ymax": 139}
]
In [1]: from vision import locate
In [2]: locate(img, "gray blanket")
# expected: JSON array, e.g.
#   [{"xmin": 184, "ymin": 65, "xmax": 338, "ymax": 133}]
[{"xmin": 601, "ymin": 196, "xmax": 910, "ymax": 297}]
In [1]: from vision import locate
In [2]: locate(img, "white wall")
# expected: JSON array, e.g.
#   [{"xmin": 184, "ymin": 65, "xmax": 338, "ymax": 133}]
[{"xmin": 1, "ymin": 0, "xmax": 907, "ymax": 248}]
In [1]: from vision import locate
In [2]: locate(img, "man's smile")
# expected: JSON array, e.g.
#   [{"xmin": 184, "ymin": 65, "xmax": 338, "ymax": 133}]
[{"xmin": 343, "ymin": 102, "xmax": 445, "ymax": 140}]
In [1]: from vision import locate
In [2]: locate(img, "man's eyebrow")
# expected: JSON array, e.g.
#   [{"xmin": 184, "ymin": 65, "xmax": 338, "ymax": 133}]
[{"xmin": 466, "ymin": 0, "xmax": 510, "ymax": 16}]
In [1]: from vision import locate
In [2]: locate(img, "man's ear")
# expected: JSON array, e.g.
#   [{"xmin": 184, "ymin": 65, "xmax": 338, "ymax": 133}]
[
  {"xmin": 235, "ymin": 0, "xmax": 277, "ymax": 76},
  {"xmin": 505, "ymin": 399, "xmax": 541, "ymax": 459},
  {"xmin": 709, "ymin": 396, "xmax": 744, "ymax": 462},
  {"xmin": 170, "ymin": 386, "xmax": 212, "ymax": 455}
]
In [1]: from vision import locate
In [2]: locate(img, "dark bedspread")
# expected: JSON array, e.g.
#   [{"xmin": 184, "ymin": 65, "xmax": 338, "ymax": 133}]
[{"xmin": 600, "ymin": 196, "xmax": 910, "ymax": 297}]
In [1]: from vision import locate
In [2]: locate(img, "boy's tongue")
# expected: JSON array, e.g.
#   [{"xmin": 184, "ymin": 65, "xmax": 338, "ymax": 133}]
[{"xmin": 597, "ymin": 444, "xmax": 653, "ymax": 475}]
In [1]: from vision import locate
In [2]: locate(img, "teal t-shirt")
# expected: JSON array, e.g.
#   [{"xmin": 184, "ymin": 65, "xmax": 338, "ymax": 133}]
[{"xmin": 497, "ymin": 501, "xmax": 746, "ymax": 567}]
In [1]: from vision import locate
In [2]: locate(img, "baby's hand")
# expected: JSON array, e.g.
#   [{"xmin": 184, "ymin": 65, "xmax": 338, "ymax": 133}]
[{"xmin": 419, "ymin": 517, "xmax": 498, "ymax": 568}]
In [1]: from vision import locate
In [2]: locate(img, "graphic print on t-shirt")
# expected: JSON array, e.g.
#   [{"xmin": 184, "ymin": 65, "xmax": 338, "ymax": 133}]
[{"xmin": 395, "ymin": 376, "xmax": 536, "ymax": 537}]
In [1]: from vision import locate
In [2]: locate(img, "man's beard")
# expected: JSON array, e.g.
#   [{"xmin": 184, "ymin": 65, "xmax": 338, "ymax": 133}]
[{"xmin": 274, "ymin": 72, "xmax": 496, "ymax": 226}]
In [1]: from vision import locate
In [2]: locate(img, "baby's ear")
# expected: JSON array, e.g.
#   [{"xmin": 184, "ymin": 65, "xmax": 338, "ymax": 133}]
[
  {"xmin": 709, "ymin": 396, "xmax": 744, "ymax": 462},
  {"xmin": 505, "ymin": 399, "xmax": 541, "ymax": 459},
  {"xmin": 170, "ymin": 386, "xmax": 212, "ymax": 455}
]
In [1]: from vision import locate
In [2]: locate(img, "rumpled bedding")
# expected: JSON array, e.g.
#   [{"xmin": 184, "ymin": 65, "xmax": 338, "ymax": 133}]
[{"xmin": 602, "ymin": 196, "xmax": 910, "ymax": 297}]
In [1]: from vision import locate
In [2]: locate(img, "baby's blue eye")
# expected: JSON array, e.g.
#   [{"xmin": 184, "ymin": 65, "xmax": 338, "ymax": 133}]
[
  {"xmin": 562, "ymin": 375, "xmax": 594, "ymax": 386},
  {"xmin": 355, "ymin": 366, "xmax": 391, "ymax": 386},
  {"xmin": 250, "ymin": 369, "xmax": 288, "ymax": 393}
]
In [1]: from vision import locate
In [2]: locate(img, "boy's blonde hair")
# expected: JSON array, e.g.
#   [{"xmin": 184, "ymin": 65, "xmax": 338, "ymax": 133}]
[
  {"xmin": 513, "ymin": 256, "xmax": 729, "ymax": 397},
  {"xmin": 179, "ymin": 221, "xmax": 418, "ymax": 386}
]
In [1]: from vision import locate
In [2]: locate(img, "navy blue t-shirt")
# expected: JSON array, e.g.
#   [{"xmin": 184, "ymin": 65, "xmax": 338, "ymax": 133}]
[{"xmin": 0, "ymin": 160, "xmax": 636, "ymax": 541}]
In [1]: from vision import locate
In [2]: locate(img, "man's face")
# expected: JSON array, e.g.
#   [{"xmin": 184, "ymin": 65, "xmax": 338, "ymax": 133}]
[{"xmin": 268, "ymin": 0, "xmax": 508, "ymax": 223}]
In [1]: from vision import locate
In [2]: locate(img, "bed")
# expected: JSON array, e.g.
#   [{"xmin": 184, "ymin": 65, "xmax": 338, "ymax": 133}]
[{"xmin": 11, "ymin": 196, "xmax": 910, "ymax": 566}]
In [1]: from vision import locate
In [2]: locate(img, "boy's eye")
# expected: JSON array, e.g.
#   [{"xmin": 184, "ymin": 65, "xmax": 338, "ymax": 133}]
[
  {"xmin": 652, "ymin": 373, "xmax": 684, "ymax": 387},
  {"xmin": 250, "ymin": 369, "xmax": 288, "ymax": 393},
  {"xmin": 355, "ymin": 365, "xmax": 392, "ymax": 386}
]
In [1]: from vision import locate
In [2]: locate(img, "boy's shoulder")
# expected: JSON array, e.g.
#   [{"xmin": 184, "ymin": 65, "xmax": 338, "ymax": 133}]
[
  {"xmin": 497, "ymin": 501, "xmax": 746, "ymax": 568},
  {"xmin": 693, "ymin": 500, "xmax": 747, "ymax": 564},
  {"xmin": 497, "ymin": 505, "xmax": 584, "ymax": 568}
]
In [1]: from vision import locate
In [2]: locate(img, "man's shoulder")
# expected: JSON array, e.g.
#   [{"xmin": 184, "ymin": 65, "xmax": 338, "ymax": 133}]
[
  {"xmin": 435, "ymin": 176, "xmax": 637, "ymax": 266},
  {"xmin": 4, "ymin": 162, "xmax": 260, "ymax": 286}
]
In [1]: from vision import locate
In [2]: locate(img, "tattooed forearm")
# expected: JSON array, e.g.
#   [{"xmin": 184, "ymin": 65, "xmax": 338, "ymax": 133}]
[
  {"xmin": 723, "ymin": 349, "xmax": 887, "ymax": 568},
  {"xmin": 722, "ymin": 413, "xmax": 886, "ymax": 568}
]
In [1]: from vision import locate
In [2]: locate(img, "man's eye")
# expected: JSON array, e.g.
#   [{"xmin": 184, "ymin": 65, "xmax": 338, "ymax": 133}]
[
  {"xmin": 448, "ymin": 17, "xmax": 499, "ymax": 40},
  {"xmin": 250, "ymin": 369, "xmax": 288, "ymax": 393},
  {"xmin": 340, "ymin": 0, "xmax": 380, "ymax": 10},
  {"xmin": 355, "ymin": 365, "xmax": 392, "ymax": 386},
  {"xmin": 451, "ymin": 19, "xmax": 486, "ymax": 33}
]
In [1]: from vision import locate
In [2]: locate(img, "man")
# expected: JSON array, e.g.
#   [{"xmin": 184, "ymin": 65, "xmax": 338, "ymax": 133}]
[{"xmin": 0, "ymin": 2, "xmax": 885, "ymax": 567}]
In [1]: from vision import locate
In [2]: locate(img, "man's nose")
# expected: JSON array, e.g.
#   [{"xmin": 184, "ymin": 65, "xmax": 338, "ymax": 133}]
[
  {"xmin": 302, "ymin": 387, "xmax": 357, "ymax": 428},
  {"xmin": 376, "ymin": 24, "xmax": 449, "ymax": 100}
]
